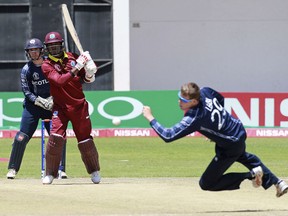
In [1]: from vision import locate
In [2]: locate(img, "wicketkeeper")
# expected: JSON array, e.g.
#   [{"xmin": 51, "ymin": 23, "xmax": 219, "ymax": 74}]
[{"xmin": 7, "ymin": 38, "xmax": 67, "ymax": 179}]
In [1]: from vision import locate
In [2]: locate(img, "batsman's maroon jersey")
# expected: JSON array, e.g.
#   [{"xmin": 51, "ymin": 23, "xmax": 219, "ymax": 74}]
[
  {"xmin": 41, "ymin": 52, "xmax": 94, "ymax": 141},
  {"xmin": 41, "ymin": 52, "xmax": 89, "ymax": 109}
]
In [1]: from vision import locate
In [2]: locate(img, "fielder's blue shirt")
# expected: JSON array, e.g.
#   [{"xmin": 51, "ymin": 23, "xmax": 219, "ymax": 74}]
[{"xmin": 150, "ymin": 87, "xmax": 246, "ymax": 146}]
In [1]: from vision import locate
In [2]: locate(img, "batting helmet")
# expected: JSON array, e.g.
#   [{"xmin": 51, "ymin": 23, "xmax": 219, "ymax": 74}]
[
  {"xmin": 25, "ymin": 38, "xmax": 43, "ymax": 50},
  {"xmin": 44, "ymin": 32, "xmax": 64, "ymax": 57},
  {"xmin": 44, "ymin": 32, "xmax": 64, "ymax": 44}
]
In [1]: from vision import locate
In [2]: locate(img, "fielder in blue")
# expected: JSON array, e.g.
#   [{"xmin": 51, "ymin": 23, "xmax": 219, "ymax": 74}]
[
  {"xmin": 143, "ymin": 82, "xmax": 288, "ymax": 198},
  {"xmin": 6, "ymin": 38, "xmax": 67, "ymax": 179}
]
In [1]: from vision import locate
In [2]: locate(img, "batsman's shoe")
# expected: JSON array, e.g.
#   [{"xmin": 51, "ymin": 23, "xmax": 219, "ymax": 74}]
[
  {"xmin": 42, "ymin": 175, "xmax": 54, "ymax": 185},
  {"xmin": 251, "ymin": 166, "xmax": 263, "ymax": 188},
  {"xmin": 91, "ymin": 171, "xmax": 101, "ymax": 184},
  {"xmin": 7, "ymin": 169, "xmax": 17, "ymax": 179},
  {"xmin": 276, "ymin": 180, "xmax": 288, "ymax": 198}
]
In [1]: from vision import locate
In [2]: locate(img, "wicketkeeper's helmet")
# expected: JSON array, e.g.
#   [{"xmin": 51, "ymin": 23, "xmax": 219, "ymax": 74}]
[
  {"xmin": 25, "ymin": 38, "xmax": 43, "ymax": 51},
  {"xmin": 24, "ymin": 38, "xmax": 44, "ymax": 60}
]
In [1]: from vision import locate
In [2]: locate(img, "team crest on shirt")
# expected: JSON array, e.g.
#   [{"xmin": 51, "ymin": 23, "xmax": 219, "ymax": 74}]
[
  {"xmin": 54, "ymin": 64, "xmax": 61, "ymax": 72},
  {"xmin": 33, "ymin": 72, "xmax": 40, "ymax": 80},
  {"xmin": 71, "ymin": 61, "xmax": 76, "ymax": 67}
]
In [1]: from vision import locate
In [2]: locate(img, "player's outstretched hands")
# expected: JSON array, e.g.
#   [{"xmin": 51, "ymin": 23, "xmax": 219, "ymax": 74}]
[
  {"xmin": 143, "ymin": 106, "xmax": 155, "ymax": 122},
  {"xmin": 75, "ymin": 51, "xmax": 90, "ymax": 70}
]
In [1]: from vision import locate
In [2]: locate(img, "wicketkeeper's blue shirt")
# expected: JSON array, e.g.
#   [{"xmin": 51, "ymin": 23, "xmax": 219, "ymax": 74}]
[{"xmin": 21, "ymin": 60, "xmax": 50, "ymax": 105}]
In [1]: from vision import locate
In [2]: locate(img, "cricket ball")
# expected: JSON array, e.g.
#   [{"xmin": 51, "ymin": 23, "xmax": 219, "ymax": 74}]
[{"xmin": 112, "ymin": 117, "xmax": 121, "ymax": 126}]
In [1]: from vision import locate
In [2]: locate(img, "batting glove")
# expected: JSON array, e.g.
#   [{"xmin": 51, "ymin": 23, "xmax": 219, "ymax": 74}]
[
  {"xmin": 85, "ymin": 59, "xmax": 97, "ymax": 77},
  {"xmin": 82, "ymin": 51, "xmax": 92, "ymax": 61},
  {"xmin": 75, "ymin": 51, "xmax": 90, "ymax": 70}
]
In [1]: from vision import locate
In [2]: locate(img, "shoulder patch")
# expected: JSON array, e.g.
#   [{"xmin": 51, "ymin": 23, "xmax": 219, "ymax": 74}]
[
  {"xmin": 71, "ymin": 61, "xmax": 76, "ymax": 67},
  {"xmin": 54, "ymin": 64, "xmax": 61, "ymax": 72}
]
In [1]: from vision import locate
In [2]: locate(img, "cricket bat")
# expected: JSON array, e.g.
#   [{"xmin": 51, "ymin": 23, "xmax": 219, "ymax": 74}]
[{"xmin": 61, "ymin": 4, "xmax": 84, "ymax": 53}]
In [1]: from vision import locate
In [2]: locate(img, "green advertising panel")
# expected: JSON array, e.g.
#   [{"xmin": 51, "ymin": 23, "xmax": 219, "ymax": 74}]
[{"xmin": 0, "ymin": 91, "xmax": 184, "ymax": 129}]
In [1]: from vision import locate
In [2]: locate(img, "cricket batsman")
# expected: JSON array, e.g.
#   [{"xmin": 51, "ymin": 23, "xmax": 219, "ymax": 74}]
[{"xmin": 41, "ymin": 32, "xmax": 100, "ymax": 184}]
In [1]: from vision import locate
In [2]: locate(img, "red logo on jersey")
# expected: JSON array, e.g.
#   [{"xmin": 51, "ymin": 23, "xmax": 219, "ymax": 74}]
[{"xmin": 54, "ymin": 64, "xmax": 61, "ymax": 72}]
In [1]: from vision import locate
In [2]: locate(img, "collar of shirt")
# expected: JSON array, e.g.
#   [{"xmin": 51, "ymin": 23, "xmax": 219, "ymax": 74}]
[{"xmin": 48, "ymin": 52, "xmax": 68, "ymax": 64}]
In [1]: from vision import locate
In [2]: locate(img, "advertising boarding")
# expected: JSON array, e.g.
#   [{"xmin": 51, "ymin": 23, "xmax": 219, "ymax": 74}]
[{"xmin": 0, "ymin": 91, "xmax": 287, "ymax": 137}]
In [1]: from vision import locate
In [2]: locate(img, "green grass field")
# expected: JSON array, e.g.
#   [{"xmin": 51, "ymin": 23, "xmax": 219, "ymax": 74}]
[{"xmin": 1, "ymin": 137, "xmax": 288, "ymax": 179}]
